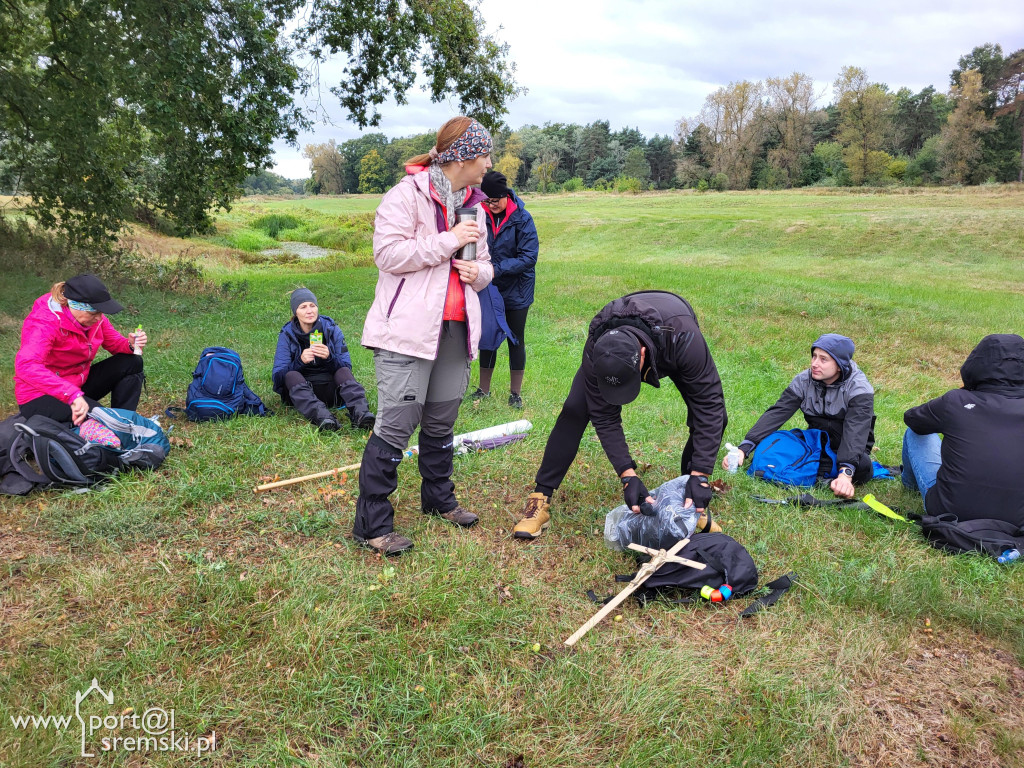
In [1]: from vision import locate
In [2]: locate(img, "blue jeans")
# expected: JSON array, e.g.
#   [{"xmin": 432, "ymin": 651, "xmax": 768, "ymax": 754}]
[{"xmin": 901, "ymin": 428, "xmax": 942, "ymax": 511}]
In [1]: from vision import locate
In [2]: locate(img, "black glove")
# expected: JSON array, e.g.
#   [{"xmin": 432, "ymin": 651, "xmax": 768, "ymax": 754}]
[
  {"xmin": 686, "ymin": 474, "xmax": 713, "ymax": 510},
  {"xmin": 621, "ymin": 475, "xmax": 654, "ymax": 514}
]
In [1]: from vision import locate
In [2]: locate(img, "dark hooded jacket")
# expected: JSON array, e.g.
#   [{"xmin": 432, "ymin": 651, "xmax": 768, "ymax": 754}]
[
  {"xmin": 903, "ymin": 334, "xmax": 1024, "ymax": 524},
  {"xmin": 272, "ymin": 315, "xmax": 352, "ymax": 398},
  {"xmin": 483, "ymin": 190, "xmax": 538, "ymax": 310},
  {"xmin": 739, "ymin": 336, "xmax": 875, "ymax": 471},
  {"xmin": 582, "ymin": 291, "xmax": 726, "ymax": 476}
]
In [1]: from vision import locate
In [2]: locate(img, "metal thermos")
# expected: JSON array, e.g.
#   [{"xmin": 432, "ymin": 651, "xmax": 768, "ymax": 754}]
[{"xmin": 454, "ymin": 207, "xmax": 477, "ymax": 261}]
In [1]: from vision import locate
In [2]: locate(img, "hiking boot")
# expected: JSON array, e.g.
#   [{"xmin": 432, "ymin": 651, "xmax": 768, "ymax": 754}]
[
  {"xmin": 317, "ymin": 416, "xmax": 340, "ymax": 432},
  {"xmin": 425, "ymin": 505, "xmax": 479, "ymax": 528},
  {"xmin": 513, "ymin": 492, "xmax": 551, "ymax": 539},
  {"xmin": 349, "ymin": 408, "xmax": 376, "ymax": 430},
  {"xmin": 355, "ymin": 531, "xmax": 414, "ymax": 556},
  {"xmin": 696, "ymin": 510, "xmax": 722, "ymax": 534},
  {"xmin": 470, "ymin": 387, "xmax": 490, "ymax": 400},
  {"xmin": 508, "ymin": 392, "xmax": 523, "ymax": 409}
]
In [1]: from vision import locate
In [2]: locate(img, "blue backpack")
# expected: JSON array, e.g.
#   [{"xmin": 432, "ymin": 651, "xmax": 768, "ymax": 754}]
[
  {"xmin": 185, "ymin": 347, "xmax": 270, "ymax": 421},
  {"xmin": 747, "ymin": 429, "xmax": 837, "ymax": 487},
  {"xmin": 85, "ymin": 407, "xmax": 171, "ymax": 464}
]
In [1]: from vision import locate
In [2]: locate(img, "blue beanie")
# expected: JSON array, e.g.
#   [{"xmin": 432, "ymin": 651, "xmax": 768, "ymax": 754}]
[
  {"xmin": 290, "ymin": 288, "xmax": 317, "ymax": 316},
  {"xmin": 811, "ymin": 334, "xmax": 855, "ymax": 380}
]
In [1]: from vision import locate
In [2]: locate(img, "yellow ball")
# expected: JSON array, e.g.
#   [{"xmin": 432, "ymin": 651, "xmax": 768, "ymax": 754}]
[{"xmin": 531, "ymin": 643, "xmax": 541, "ymax": 653}]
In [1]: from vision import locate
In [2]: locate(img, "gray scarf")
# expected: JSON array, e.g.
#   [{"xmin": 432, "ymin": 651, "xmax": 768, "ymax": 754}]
[{"xmin": 428, "ymin": 163, "xmax": 464, "ymax": 229}]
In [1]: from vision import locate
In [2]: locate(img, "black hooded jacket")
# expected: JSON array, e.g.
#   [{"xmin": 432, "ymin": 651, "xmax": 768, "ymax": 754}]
[
  {"xmin": 903, "ymin": 334, "xmax": 1024, "ymax": 525},
  {"xmin": 583, "ymin": 291, "xmax": 727, "ymax": 476}
]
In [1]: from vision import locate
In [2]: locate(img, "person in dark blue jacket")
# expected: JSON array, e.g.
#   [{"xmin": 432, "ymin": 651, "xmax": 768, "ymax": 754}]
[
  {"xmin": 272, "ymin": 288, "xmax": 375, "ymax": 431},
  {"xmin": 472, "ymin": 170, "xmax": 539, "ymax": 408}
]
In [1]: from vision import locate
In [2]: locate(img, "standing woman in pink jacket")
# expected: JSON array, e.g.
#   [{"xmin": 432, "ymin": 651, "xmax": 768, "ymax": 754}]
[
  {"xmin": 14, "ymin": 274, "xmax": 147, "ymax": 425},
  {"xmin": 353, "ymin": 116, "xmax": 494, "ymax": 555}
]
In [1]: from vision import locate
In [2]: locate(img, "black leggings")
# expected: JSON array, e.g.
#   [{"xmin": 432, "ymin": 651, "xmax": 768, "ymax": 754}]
[
  {"xmin": 479, "ymin": 306, "xmax": 529, "ymax": 370},
  {"xmin": 19, "ymin": 353, "xmax": 145, "ymax": 423}
]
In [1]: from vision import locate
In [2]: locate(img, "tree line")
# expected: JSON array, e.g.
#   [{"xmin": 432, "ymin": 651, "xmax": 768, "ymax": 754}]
[{"xmin": 297, "ymin": 43, "xmax": 1023, "ymax": 196}]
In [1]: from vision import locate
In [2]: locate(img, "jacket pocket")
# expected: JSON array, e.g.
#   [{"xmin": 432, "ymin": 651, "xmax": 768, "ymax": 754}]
[{"xmin": 386, "ymin": 278, "xmax": 406, "ymax": 319}]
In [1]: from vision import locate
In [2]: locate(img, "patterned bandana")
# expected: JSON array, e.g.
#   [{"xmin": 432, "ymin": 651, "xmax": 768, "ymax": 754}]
[
  {"xmin": 67, "ymin": 299, "xmax": 97, "ymax": 313},
  {"xmin": 434, "ymin": 120, "xmax": 493, "ymax": 164}
]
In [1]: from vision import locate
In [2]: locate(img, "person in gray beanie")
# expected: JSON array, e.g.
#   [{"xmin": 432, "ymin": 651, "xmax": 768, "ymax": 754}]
[
  {"xmin": 723, "ymin": 333, "xmax": 876, "ymax": 498},
  {"xmin": 271, "ymin": 288, "xmax": 375, "ymax": 431}
]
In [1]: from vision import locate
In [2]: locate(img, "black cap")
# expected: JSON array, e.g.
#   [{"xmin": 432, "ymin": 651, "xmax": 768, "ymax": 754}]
[
  {"xmin": 481, "ymin": 170, "xmax": 510, "ymax": 199},
  {"xmin": 593, "ymin": 329, "xmax": 643, "ymax": 405},
  {"xmin": 64, "ymin": 273, "xmax": 124, "ymax": 314}
]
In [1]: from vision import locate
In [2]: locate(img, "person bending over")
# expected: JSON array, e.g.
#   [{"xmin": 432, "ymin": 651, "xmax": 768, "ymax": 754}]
[
  {"xmin": 514, "ymin": 290, "xmax": 727, "ymax": 539},
  {"xmin": 724, "ymin": 333, "xmax": 874, "ymax": 499}
]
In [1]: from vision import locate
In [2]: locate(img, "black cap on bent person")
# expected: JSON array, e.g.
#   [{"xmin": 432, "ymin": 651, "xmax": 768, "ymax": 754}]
[
  {"xmin": 593, "ymin": 329, "xmax": 643, "ymax": 405},
  {"xmin": 64, "ymin": 273, "xmax": 124, "ymax": 314}
]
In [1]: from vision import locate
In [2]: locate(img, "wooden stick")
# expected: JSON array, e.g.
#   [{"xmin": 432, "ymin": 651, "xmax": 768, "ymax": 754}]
[
  {"xmin": 564, "ymin": 536, "xmax": 704, "ymax": 647},
  {"xmin": 253, "ymin": 462, "xmax": 361, "ymax": 493},
  {"xmin": 627, "ymin": 543, "xmax": 706, "ymax": 571}
]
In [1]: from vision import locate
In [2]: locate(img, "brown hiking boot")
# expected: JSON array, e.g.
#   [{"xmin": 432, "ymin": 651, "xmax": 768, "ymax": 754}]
[
  {"xmin": 356, "ymin": 531, "xmax": 414, "ymax": 556},
  {"xmin": 513, "ymin": 493, "xmax": 551, "ymax": 539},
  {"xmin": 426, "ymin": 505, "xmax": 479, "ymax": 528},
  {"xmin": 696, "ymin": 510, "xmax": 723, "ymax": 534}
]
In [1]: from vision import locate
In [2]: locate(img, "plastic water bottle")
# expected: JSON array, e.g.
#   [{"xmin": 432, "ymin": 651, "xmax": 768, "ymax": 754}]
[
  {"xmin": 133, "ymin": 325, "xmax": 144, "ymax": 356},
  {"xmin": 724, "ymin": 443, "xmax": 742, "ymax": 474},
  {"xmin": 997, "ymin": 549, "xmax": 1021, "ymax": 564}
]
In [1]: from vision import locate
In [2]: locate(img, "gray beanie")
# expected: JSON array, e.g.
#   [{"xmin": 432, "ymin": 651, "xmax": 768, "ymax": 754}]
[{"xmin": 290, "ymin": 288, "xmax": 317, "ymax": 316}]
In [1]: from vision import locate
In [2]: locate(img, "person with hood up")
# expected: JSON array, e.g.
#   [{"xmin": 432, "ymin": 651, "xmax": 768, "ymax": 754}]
[
  {"xmin": 470, "ymin": 170, "xmax": 539, "ymax": 408},
  {"xmin": 724, "ymin": 333, "xmax": 875, "ymax": 499},
  {"xmin": 513, "ymin": 290, "xmax": 727, "ymax": 539},
  {"xmin": 901, "ymin": 334, "xmax": 1024, "ymax": 525},
  {"xmin": 353, "ymin": 116, "xmax": 494, "ymax": 556},
  {"xmin": 271, "ymin": 288, "xmax": 375, "ymax": 432},
  {"xmin": 14, "ymin": 274, "xmax": 146, "ymax": 426}
]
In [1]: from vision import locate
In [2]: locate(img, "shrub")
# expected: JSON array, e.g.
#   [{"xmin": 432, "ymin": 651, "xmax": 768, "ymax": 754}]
[
  {"xmin": 251, "ymin": 213, "xmax": 303, "ymax": 238},
  {"xmin": 592, "ymin": 178, "xmax": 612, "ymax": 192},
  {"xmin": 696, "ymin": 179, "xmax": 709, "ymax": 192},
  {"xmin": 710, "ymin": 173, "xmax": 729, "ymax": 192},
  {"xmin": 615, "ymin": 176, "xmax": 644, "ymax": 194},
  {"xmin": 886, "ymin": 158, "xmax": 909, "ymax": 181},
  {"xmin": 562, "ymin": 177, "xmax": 585, "ymax": 192}
]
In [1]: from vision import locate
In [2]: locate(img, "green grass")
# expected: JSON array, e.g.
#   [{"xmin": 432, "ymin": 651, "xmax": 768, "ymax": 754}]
[{"xmin": 2, "ymin": 187, "xmax": 1024, "ymax": 767}]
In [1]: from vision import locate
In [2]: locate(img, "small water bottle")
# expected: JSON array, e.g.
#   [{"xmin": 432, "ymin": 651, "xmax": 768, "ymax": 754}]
[
  {"xmin": 997, "ymin": 548, "xmax": 1021, "ymax": 564},
  {"xmin": 454, "ymin": 208, "xmax": 477, "ymax": 261},
  {"xmin": 724, "ymin": 443, "xmax": 742, "ymax": 474},
  {"xmin": 133, "ymin": 325, "xmax": 144, "ymax": 356}
]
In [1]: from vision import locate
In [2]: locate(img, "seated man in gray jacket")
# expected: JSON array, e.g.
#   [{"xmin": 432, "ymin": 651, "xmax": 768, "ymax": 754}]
[{"xmin": 723, "ymin": 333, "xmax": 875, "ymax": 499}]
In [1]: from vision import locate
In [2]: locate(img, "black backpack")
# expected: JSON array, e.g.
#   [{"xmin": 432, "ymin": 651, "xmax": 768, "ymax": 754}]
[
  {"xmin": 628, "ymin": 532, "xmax": 760, "ymax": 597},
  {"xmin": 9, "ymin": 415, "xmax": 125, "ymax": 489},
  {"xmin": 0, "ymin": 414, "xmax": 36, "ymax": 495},
  {"xmin": 912, "ymin": 513, "xmax": 1024, "ymax": 560}
]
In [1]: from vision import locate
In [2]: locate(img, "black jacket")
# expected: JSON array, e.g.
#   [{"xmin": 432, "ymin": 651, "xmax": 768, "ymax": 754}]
[
  {"xmin": 583, "ymin": 291, "xmax": 726, "ymax": 476},
  {"xmin": 903, "ymin": 334, "xmax": 1024, "ymax": 525}
]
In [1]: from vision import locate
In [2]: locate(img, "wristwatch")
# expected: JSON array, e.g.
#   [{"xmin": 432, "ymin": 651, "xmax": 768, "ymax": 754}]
[{"xmin": 839, "ymin": 466, "xmax": 854, "ymax": 477}]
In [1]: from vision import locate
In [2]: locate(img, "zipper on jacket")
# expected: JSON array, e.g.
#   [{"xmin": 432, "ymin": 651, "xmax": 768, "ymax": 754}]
[{"xmin": 386, "ymin": 278, "xmax": 406, "ymax": 319}]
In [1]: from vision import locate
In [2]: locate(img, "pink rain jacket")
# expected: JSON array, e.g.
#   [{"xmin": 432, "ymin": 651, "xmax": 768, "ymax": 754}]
[
  {"xmin": 14, "ymin": 294, "xmax": 133, "ymax": 405},
  {"xmin": 361, "ymin": 170, "xmax": 492, "ymax": 360}
]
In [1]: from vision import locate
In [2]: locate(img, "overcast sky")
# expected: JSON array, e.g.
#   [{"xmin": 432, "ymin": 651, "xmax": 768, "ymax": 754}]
[{"xmin": 271, "ymin": 0, "xmax": 1024, "ymax": 179}]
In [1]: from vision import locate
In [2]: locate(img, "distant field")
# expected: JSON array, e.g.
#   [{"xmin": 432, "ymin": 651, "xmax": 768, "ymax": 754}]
[{"xmin": 2, "ymin": 187, "xmax": 1023, "ymax": 767}]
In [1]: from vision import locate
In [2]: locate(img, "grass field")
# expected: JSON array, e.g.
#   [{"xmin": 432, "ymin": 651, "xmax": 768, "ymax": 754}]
[{"xmin": 2, "ymin": 187, "xmax": 1024, "ymax": 767}]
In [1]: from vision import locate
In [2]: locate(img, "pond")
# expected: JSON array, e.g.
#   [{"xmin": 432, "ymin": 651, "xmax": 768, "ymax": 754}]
[{"xmin": 261, "ymin": 241, "xmax": 334, "ymax": 259}]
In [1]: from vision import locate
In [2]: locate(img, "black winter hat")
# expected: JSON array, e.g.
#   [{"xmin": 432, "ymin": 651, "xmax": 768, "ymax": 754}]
[
  {"xmin": 481, "ymin": 170, "xmax": 510, "ymax": 199},
  {"xmin": 64, "ymin": 273, "xmax": 124, "ymax": 314}
]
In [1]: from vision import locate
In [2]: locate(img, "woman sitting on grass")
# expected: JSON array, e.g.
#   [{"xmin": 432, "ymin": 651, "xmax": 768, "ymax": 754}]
[
  {"xmin": 272, "ymin": 288, "xmax": 375, "ymax": 432},
  {"xmin": 14, "ymin": 274, "xmax": 146, "ymax": 426}
]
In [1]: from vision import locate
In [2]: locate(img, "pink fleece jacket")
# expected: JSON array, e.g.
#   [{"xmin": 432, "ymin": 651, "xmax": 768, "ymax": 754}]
[
  {"xmin": 361, "ymin": 171, "xmax": 493, "ymax": 360},
  {"xmin": 14, "ymin": 294, "xmax": 133, "ymax": 405}
]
